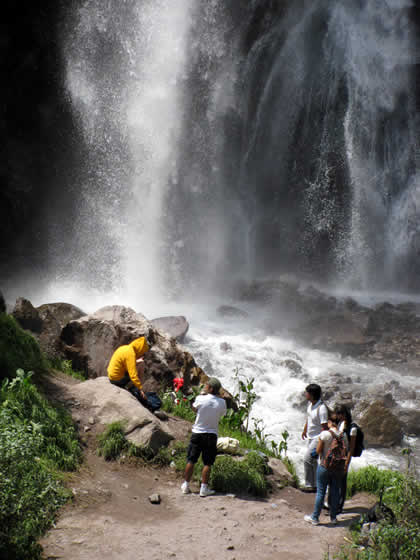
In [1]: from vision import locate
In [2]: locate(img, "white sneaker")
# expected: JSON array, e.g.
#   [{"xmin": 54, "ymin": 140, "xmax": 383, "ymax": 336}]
[
  {"xmin": 330, "ymin": 518, "xmax": 338, "ymax": 525},
  {"xmin": 199, "ymin": 485, "xmax": 215, "ymax": 497},
  {"xmin": 304, "ymin": 514, "xmax": 319, "ymax": 526},
  {"xmin": 181, "ymin": 482, "xmax": 191, "ymax": 494}
]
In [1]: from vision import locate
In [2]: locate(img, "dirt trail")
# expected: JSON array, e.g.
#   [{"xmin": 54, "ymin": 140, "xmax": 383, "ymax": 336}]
[{"xmin": 39, "ymin": 373, "xmax": 374, "ymax": 560}]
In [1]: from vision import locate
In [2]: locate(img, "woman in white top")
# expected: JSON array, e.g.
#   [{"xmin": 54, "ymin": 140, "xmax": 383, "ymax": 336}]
[
  {"xmin": 335, "ymin": 404, "xmax": 357, "ymax": 513},
  {"xmin": 304, "ymin": 413, "xmax": 348, "ymax": 525}
]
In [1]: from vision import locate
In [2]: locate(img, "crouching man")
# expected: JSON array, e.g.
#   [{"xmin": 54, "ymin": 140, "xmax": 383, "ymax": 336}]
[
  {"xmin": 107, "ymin": 336, "xmax": 149, "ymax": 402},
  {"xmin": 181, "ymin": 377, "xmax": 227, "ymax": 497}
]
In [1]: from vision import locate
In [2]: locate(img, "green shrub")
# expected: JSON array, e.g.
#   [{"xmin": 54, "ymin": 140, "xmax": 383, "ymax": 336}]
[
  {"xmin": 0, "ymin": 370, "xmax": 81, "ymax": 560},
  {"xmin": 97, "ymin": 422, "xmax": 172, "ymax": 466},
  {"xmin": 97, "ymin": 422, "xmax": 128, "ymax": 460},
  {"xmin": 0, "ymin": 315, "xmax": 46, "ymax": 382},
  {"xmin": 340, "ymin": 466, "xmax": 420, "ymax": 560},
  {"xmin": 210, "ymin": 452, "xmax": 268, "ymax": 497}
]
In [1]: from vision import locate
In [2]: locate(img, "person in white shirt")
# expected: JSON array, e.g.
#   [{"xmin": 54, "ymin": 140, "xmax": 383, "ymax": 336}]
[
  {"xmin": 181, "ymin": 377, "xmax": 227, "ymax": 497},
  {"xmin": 301, "ymin": 383, "xmax": 328, "ymax": 491},
  {"xmin": 304, "ymin": 413, "xmax": 349, "ymax": 525}
]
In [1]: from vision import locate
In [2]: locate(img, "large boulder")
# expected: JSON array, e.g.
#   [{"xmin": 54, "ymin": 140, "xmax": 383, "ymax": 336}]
[
  {"xmin": 60, "ymin": 305, "xmax": 152, "ymax": 379},
  {"xmin": 12, "ymin": 297, "xmax": 43, "ymax": 333},
  {"xmin": 267, "ymin": 457, "xmax": 296, "ymax": 488},
  {"xmin": 296, "ymin": 313, "xmax": 373, "ymax": 356},
  {"xmin": 359, "ymin": 401, "xmax": 403, "ymax": 448},
  {"xmin": 70, "ymin": 377, "xmax": 173, "ymax": 452},
  {"xmin": 59, "ymin": 305, "xmax": 207, "ymax": 394},
  {"xmin": 150, "ymin": 315, "xmax": 189, "ymax": 341},
  {"xmin": 36, "ymin": 302, "xmax": 86, "ymax": 358}
]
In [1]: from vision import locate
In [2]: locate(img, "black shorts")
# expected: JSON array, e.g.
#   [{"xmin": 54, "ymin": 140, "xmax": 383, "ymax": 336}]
[{"xmin": 187, "ymin": 432, "xmax": 218, "ymax": 466}]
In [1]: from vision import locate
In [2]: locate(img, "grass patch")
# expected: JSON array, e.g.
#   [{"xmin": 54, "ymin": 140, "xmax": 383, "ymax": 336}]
[
  {"xmin": 0, "ymin": 314, "xmax": 47, "ymax": 383},
  {"xmin": 337, "ymin": 466, "xmax": 420, "ymax": 560},
  {"xmin": 48, "ymin": 357, "xmax": 86, "ymax": 381},
  {"xmin": 0, "ymin": 369, "xmax": 82, "ymax": 560},
  {"xmin": 211, "ymin": 452, "xmax": 269, "ymax": 497},
  {"xmin": 97, "ymin": 421, "xmax": 172, "ymax": 466}
]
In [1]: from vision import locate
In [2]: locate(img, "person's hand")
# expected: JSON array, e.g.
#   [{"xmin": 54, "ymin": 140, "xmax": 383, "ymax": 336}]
[
  {"xmin": 301, "ymin": 430, "xmax": 307, "ymax": 440},
  {"xmin": 139, "ymin": 390, "xmax": 146, "ymax": 400}
]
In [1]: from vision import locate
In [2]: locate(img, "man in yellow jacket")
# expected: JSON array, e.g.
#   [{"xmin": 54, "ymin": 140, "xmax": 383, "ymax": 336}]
[{"xmin": 107, "ymin": 337, "xmax": 149, "ymax": 400}]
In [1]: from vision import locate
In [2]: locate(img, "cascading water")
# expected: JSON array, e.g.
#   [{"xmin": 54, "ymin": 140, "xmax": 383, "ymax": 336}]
[{"xmin": 59, "ymin": 0, "xmax": 419, "ymax": 300}]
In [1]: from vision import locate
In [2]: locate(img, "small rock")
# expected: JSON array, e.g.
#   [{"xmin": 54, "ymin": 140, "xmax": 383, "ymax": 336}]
[
  {"xmin": 123, "ymin": 484, "xmax": 129, "ymax": 489},
  {"xmin": 170, "ymin": 461, "xmax": 176, "ymax": 468},
  {"xmin": 149, "ymin": 494, "xmax": 161, "ymax": 504},
  {"xmin": 84, "ymin": 426, "xmax": 90, "ymax": 432},
  {"xmin": 220, "ymin": 342, "xmax": 232, "ymax": 352},
  {"xmin": 227, "ymin": 545, "xmax": 235, "ymax": 550},
  {"xmin": 88, "ymin": 417, "xmax": 95, "ymax": 425}
]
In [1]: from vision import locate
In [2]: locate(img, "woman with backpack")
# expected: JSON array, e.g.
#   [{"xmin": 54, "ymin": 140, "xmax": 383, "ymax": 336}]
[
  {"xmin": 304, "ymin": 413, "xmax": 348, "ymax": 526},
  {"xmin": 335, "ymin": 404, "xmax": 358, "ymax": 513}
]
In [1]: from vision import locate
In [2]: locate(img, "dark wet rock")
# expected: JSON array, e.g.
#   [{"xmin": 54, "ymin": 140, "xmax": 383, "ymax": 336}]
[
  {"xmin": 398, "ymin": 409, "xmax": 420, "ymax": 436},
  {"xmin": 280, "ymin": 359, "xmax": 303, "ymax": 375},
  {"xmin": 150, "ymin": 315, "xmax": 189, "ymax": 341},
  {"xmin": 296, "ymin": 313, "xmax": 374, "ymax": 356},
  {"xmin": 217, "ymin": 305, "xmax": 249, "ymax": 319},
  {"xmin": 220, "ymin": 342, "xmax": 233, "ymax": 352},
  {"xmin": 366, "ymin": 303, "xmax": 420, "ymax": 336},
  {"xmin": 35, "ymin": 302, "xmax": 86, "ymax": 358},
  {"xmin": 359, "ymin": 401, "xmax": 403, "ymax": 448},
  {"xmin": 12, "ymin": 297, "xmax": 43, "ymax": 333},
  {"xmin": 37, "ymin": 302, "xmax": 85, "ymax": 326}
]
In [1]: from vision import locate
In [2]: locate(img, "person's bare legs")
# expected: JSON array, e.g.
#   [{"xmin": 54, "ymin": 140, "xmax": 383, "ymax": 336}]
[
  {"xmin": 201, "ymin": 465, "xmax": 211, "ymax": 484},
  {"xmin": 184, "ymin": 462, "xmax": 194, "ymax": 482}
]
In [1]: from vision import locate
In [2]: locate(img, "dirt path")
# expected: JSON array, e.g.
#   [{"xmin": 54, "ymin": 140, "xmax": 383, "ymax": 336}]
[{"xmin": 39, "ymin": 373, "xmax": 374, "ymax": 560}]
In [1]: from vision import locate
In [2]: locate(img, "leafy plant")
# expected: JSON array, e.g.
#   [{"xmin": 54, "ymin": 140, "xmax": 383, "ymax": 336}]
[
  {"xmin": 0, "ymin": 315, "xmax": 47, "ymax": 382},
  {"xmin": 0, "ymin": 369, "xmax": 81, "ymax": 559},
  {"xmin": 49, "ymin": 357, "xmax": 86, "ymax": 380}
]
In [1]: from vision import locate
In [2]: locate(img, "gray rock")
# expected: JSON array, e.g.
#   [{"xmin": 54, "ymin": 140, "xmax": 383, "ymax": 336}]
[
  {"xmin": 148, "ymin": 493, "xmax": 161, "ymax": 504},
  {"xmin": 36, "ymin": 302, "xmax": 86, "ymax": 358},
  {"xmin": 267, "ymin": 458, "xmax": 295, "ymax": 487},
  {"xmin": 220, "ymin": 342, "xmax": 232, "ymax": 352},
  {"xmin": 150, "ymin": 316, "xmax": 189, "ymax": 341},
  {"xmin": 71, "ymin": 377, "xmax": 174, "ymax": 452},
  {"xmin": 398, "ymin": 409, "xmax": 420, "ymax": 436},
  {"xmin": 360, "ymin": 400, "xmax": 403, "ymax": 447},
  {"xmin": 12, "ymin": 297, "xmax": 43, "ymax": 333}
]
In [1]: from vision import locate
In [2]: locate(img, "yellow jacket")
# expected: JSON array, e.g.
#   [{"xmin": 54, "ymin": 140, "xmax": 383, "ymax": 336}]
[{"xmin": 107, "ymin": 337, "xmax": 149, "ymax": 391}]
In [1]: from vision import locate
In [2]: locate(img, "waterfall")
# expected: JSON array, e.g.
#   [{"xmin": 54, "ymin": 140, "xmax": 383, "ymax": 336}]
[{"xmin": 61, "ymin": 0, "xmax": 420, "ymax": 306}]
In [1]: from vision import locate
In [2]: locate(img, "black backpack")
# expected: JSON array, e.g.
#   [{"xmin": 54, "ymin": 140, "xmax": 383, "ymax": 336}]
[{"xmin": 350, "ymin": 422, "xmax": 365, "ymax": 457}]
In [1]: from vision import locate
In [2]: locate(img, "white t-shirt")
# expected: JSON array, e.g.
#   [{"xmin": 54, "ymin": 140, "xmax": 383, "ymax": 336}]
[
  {"xmin": 319, "ymin": 427, "xmax": 349, "ymax": 462},
  {"xmin": 339, "ymin": 420, "xmax": 357, "ymax": 437},
  {"xmin": 307, "ymin": 400, "xmax": 328, "ymax": 439},
  {"xmin": 192, "ymin": 394, "xmax": 227, "ymax": 435}
]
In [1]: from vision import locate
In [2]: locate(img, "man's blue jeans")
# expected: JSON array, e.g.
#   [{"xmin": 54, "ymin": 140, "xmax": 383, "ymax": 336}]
[{"xmin": 311, "ymin": 465, "xmax": 344, "ymax": 521}]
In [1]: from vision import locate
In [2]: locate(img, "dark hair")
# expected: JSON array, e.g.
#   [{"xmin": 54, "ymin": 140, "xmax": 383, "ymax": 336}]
[
  {"xmin": 334, "ymin": 404, "xmax": 352, "ymax": 433},
  {"xmin": 328, "ymin": 412, "xmax": 339, "ymax": 426},
  {"xmin": 305, "ymin": 383, "xmax": 321, "ymax": 402}
]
